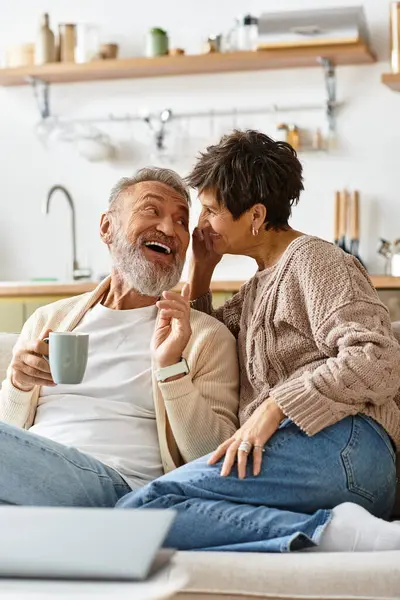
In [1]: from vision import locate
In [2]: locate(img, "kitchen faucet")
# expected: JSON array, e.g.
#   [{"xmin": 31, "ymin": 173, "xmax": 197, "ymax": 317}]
[{"xmin": 43, "ymin": 185, "xmax": 92, "ymax": 281}]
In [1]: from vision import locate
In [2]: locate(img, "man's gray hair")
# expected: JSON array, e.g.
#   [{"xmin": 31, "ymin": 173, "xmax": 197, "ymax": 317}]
[{"xmin": 108, "ymin": 167, "xmax": 191, "ymax": 212}]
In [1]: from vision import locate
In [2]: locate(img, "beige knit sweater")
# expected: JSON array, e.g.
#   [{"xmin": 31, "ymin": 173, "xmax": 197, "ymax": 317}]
[
  {"xmin": 194, "ymin": 236, "xmax": 400, "ymax": 450},
  {"xmin": 0, "ymin": 276, "xmax": 239, "ymax": 472}
]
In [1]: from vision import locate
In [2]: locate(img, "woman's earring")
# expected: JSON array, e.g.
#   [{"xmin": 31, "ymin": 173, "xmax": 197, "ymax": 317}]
[{"xmin": 252, "ymin": 226, "xmax": 259, "ymax": 237}]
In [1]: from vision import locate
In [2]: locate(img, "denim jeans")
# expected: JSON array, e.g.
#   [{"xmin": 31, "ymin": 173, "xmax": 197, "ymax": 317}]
[
  {"xmin": 117, "ymin": 415, "xmax": 397, "ymax": 552},
  {"xmin": 0, "ymin": 422, "xmax": 131, "ymax": 506}
]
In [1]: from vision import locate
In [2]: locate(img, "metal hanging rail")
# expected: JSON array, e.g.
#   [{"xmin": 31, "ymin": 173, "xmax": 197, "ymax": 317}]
[{"xmin": 26, "ymin": 58, "xmax": 338, "ymax": 132}]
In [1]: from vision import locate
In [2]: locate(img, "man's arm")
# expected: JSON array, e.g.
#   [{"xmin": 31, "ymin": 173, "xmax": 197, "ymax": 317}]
[
  {"xmin": 158, "ymin": 324, "xmax": 239, "ymax": 463},
  {"xmin": 0, "ymin": 313, "xmax": 52, "ymax": 427}
]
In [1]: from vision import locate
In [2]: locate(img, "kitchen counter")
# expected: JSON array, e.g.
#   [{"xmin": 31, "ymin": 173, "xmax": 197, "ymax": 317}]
[
  {"xmin": 0, "ymin": 280, "xmax": 247, "ymax": 297},
  {"xmin": 0, "ymin": 281, "xmax": 98, "ymax": 297},
  {"xmin": 0, "ymin": 276, "xmax": 399, "ymax": 297}
]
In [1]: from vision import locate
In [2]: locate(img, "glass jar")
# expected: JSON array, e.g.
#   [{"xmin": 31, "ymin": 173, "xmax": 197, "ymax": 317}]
[
  {"xmin": 75, "ymin": 24, "xmax": 100, "ymax": 63},
  {"xmin": 234, "ymin": 15, "xmax": 258, "ymax": 51}
]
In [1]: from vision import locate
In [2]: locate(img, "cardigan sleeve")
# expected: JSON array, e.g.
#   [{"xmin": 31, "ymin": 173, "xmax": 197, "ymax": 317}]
[
  {"xmin": 0, "ymin": 311, "xmax": 45, "ymax": 427},
  {"xmin": 191, "ymin": 286, "xmax": 247, "ymax": 339},
  {"xmin": 158, "ymin": 322, "xmax": 239, "ymax": 462},
  {"xmin": 270, "ymin": 250, "xmax": 400, "ymax": 435}
]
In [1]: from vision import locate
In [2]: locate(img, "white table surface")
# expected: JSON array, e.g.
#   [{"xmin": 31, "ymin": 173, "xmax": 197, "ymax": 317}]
[{"xmin": 0, "ymin": 566, "xmax": 188, "ymax": 600}]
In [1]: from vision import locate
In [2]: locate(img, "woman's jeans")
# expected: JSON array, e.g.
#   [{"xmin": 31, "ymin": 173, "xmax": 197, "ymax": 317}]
[{"xmin": 117, "ymin": 415, "xmax": 397, "ymax": 552}]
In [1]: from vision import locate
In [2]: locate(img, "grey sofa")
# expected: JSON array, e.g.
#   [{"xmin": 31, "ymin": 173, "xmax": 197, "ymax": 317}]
[{"xmin": 0, "ymin": 332, "xmax": 399, "ymax": 599}]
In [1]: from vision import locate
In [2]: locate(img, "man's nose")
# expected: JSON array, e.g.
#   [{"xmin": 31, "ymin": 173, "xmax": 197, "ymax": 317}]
[{"xmin": 156, "ymin": 216, "xmax": 175, "ymax": 237}]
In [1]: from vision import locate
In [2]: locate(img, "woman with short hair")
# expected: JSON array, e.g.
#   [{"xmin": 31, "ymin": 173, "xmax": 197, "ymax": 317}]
[{"xmin": 119, "ymin": 130, "xmax": 400, "ymax": 553}]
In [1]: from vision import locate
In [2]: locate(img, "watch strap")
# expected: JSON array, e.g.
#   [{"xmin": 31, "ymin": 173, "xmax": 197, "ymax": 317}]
[{"xmin": 156, "ymin": 358, "xmax": 189, "ymax": 382}]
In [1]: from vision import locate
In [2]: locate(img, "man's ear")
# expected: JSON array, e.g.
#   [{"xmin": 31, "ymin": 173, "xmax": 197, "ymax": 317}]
[{"xmin": 100, "ymin": 212, "xmax": 113, "ymax": 245}]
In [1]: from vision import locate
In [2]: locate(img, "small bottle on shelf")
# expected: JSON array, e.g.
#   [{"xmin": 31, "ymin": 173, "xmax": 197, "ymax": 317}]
[
  {"xmin": 35, "ymin": 13, "xmax": 55, "ymax": 65},
  {"xmin": 312, "ymin": 127, "xmax": 324, "ymax": 150},
  {"xmin": 287, "ymin": 124, "xmax": 300, "ymax": 150}
]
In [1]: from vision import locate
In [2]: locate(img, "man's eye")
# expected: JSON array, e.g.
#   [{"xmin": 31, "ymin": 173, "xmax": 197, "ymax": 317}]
[
  {"xmin": 145, "ymin": 207, "xmax": 158, "ymax": 215},
  {"xmin": 177, "ymin": 218, "xmax": 188, "ymax": 228}
]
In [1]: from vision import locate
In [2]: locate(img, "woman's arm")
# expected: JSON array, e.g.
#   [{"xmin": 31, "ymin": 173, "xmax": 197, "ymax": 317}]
[
  {"xmin": 270, "ymin": 253, "xmax": 400, "ymax": 436},
  {"xmin": 189, "ymin": 227, "xmax": 221, "ymax": 302},
  {"xmin": 189, "ymin": 227, "xmax": 245, "ymax": 336}
]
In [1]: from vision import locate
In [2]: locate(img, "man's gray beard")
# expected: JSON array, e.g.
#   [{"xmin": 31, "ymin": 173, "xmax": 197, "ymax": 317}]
[{"xmin": 110, "ymin": 229, "xmax": 184, "ymax": 297}]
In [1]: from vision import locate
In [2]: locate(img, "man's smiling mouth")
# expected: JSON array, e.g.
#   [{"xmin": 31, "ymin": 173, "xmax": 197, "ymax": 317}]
[{"xmin": 144, "ymin": 241, "xmax": 172, "ymax": 255}]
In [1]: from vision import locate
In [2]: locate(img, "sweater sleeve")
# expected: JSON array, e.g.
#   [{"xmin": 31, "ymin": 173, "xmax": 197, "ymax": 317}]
[
  {"xmin": 0, "ymin": 312, "xmax": 44, "ymax": 427},
  {"xmin": 271, "ymin": 250, "xmax": 400, "ymax": 436},
  {"xmin": 158, "ymin": 324, "xmax": 239, "ymax": 462},
  {"xmin": 191, "ymin": 288, "xmax": 246, "ymax": 339}
]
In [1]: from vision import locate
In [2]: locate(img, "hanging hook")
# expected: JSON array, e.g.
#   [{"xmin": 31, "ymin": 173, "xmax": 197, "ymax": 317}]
[
  {"xmin": 142, "ymin": 108, "xmax": 173, "ymax": 151},
  {"xmin": 26, "ymin": 77, "xmax": 51, "ymax": 120},
  {"xmin": 318, "ymin": 57, "xmax": 336, "ymax": 133},
  {"xmin": 156, "ymin": 108, "xmax": 173, "ymax": 150}
]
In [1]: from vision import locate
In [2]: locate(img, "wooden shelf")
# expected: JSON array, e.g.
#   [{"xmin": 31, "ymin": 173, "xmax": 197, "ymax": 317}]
[
  {"xmin": 0, "ymin": 42, "xmax": 375, "ymax": 87},
  {"xmin": 382, "ymin": 72, "xmax": 400, "ymax": 91}
]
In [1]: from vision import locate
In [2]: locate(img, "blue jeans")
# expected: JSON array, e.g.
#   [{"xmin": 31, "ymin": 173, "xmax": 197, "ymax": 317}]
[
  {"xmin": 0, "ymin": 422, "xmax": 131, "ymax": 506},
  {"xmin": 117, "ymin": 415, "xmax": 397, "ymax": 552}
]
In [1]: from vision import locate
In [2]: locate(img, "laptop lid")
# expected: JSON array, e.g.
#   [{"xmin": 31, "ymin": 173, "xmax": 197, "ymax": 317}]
[{"xmin": 0, "ymin": 507, "xmax": 176, "ymax": 581}]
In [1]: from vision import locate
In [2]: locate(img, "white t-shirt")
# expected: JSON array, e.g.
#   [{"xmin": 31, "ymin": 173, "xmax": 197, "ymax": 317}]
[{"xmin": 30, "ymin": 302, "xmax": 163, "ymax": 489}]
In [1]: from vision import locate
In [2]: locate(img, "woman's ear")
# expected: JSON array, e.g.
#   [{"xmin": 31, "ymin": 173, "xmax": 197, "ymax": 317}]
[
  {"xmin": 252, "ymin": 204, "xmax": 267, "ymax": 232},
  {"xmin": 100, "ymin": 212, "xmax": 113, "ymax": 245}
]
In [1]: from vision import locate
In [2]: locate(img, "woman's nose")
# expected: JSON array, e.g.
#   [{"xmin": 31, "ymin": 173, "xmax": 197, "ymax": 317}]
[{"xmin": 198, "ymin": 212, "xmax": 209, "ymax": 227}]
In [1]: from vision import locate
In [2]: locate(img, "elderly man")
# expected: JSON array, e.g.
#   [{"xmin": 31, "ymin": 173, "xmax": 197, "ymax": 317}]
[{"xmin": 0, "ymin": 167, "xmax": 239, "ymax": 507}]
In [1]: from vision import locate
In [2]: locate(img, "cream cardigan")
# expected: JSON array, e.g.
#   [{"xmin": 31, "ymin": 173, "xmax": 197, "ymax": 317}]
[{"xmin": 0, "ymin": 277, "xmax": 239, "ymax": 473}]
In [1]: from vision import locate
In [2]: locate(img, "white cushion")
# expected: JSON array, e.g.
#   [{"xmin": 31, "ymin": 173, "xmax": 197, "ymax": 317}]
[
  {"xmin": 0, "ymin": 333, "xmax": 17, "ymax": 383},
  {"xmin": 174, "ymin": 549, "xmax": 400, "ymax": 599}
]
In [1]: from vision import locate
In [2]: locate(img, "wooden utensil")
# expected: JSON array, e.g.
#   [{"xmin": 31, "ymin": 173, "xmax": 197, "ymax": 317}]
[
  {"xmin": 334, "ymin": 191, "xmax": 340, "ymax": 245},
  {"xmin": 338, "ymin": 190, "xmax": 348, "ymax": 252},
  {"xmin": 349, "ymin": 190, "xmax": 365, "ymax": 266}
]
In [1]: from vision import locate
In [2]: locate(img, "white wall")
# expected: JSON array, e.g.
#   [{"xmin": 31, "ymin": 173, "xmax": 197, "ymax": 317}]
[{"xmin": 0, "ymin": 0, "xmax": 397, "ymax": 282}]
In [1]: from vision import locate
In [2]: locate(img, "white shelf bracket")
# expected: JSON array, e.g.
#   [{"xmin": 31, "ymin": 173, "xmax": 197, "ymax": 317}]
[
  {"xmin": 26, "ymin": 76, "xmax": 51, "ymax": 120},
  {"xmin": 318, "ymin": 57, "xmax": 336, "ymax": 133}
]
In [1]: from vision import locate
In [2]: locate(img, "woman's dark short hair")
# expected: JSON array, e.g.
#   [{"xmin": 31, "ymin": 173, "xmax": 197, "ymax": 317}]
[{"xmin": 187, "ymin": 129, "xmax": 304, "ymax": 230}]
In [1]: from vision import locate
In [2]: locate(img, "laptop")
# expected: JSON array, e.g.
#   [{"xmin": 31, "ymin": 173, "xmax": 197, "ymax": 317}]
[{"xmin": 0, "ymin": 507, "xmax": 176, "ymax": 581}]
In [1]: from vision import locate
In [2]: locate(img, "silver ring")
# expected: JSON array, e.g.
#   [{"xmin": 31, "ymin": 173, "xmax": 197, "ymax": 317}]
[
  {"xmin": 253, "ymin": 445, "xmax": 265, "ymax": 453},
  {"xmin": 238, "ymin": 441, "xmax": 252, "ymax": 454}
]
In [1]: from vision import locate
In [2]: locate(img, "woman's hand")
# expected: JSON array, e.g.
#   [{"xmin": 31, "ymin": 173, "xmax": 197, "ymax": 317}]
[
  {"xmin": 208, "ymin": 398, "xmax": 285, "ymax": 478},
  {"xmin": 192, "ymin": 226, "xmax": 223, "ymax": 270},
  {"xmin": 152, "ymin": 284, "xmax": 192, "ymax": 369}
]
